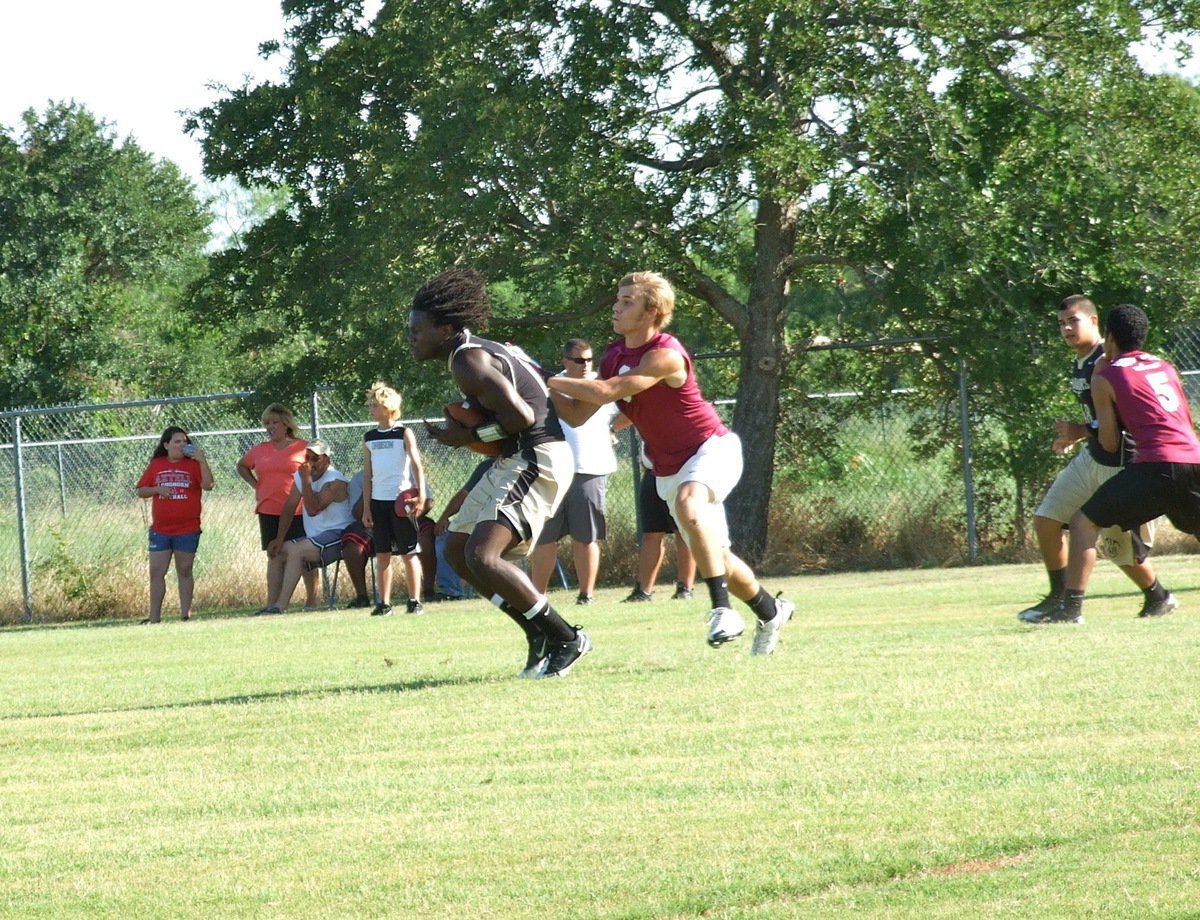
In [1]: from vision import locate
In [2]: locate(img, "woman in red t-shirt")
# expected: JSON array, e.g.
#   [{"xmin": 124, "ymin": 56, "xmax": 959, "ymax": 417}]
[
  {"xmin": 135, "ymin": 426, "xmax": 214, "ymax": 623},
  {"xmin": 235, "ymin": 403, "xmax": 316, "ymax": 613}
]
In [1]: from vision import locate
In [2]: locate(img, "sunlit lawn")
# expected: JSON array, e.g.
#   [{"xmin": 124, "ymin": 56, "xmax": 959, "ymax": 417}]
[{"xmin": 2, "ymin": 557, "xmax": 1199, "ymax": 918}]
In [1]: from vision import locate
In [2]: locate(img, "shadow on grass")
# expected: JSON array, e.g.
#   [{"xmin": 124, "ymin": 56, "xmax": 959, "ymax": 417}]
[
  {"xmin": 0, "ymin": 606, "xmax": 349, "ymax": 632},
  {"xmin": 0, "ymin": 671, "xmax": 505, "ymax": 722}
]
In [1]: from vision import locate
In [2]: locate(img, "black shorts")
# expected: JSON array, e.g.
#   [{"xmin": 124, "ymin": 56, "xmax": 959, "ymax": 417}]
[
  {"xmin": 637, "ymin": 471, "xmax": 677, "ymax": 535},
  {"xmin": 1082, "ymin": 461, "xmax": 1200, "ymax": 536},
  {"xmin": 258, "ymin": 512, "xmax": 306, "ymax": 550},
  {"xmin": 370, "ymin": 498, "xmax": 419, "ymax": 554}
]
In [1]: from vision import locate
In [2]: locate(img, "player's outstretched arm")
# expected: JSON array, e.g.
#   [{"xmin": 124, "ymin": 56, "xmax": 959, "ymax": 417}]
[{"xmin": 549, "ymin": 348, "xmax": 684, "ymax": 406}]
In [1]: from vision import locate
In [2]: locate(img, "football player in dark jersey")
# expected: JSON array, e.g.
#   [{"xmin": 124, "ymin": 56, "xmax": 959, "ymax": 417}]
[{"xmin": 408, "ymin": 269, "xmax": 592, "ymax": 678}]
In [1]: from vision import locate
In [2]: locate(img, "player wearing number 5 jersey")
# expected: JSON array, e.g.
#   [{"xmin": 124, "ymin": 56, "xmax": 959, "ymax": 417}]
[
  {"xmin": 1017, "ymin": 295, "xmax": 1173, "ymax": 624},
  {"xmin": 1062, "ymin": 304, "xmax": 1200, "ymax": 624}
]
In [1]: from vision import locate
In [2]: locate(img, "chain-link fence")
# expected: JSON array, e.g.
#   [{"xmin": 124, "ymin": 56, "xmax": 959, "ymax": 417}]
[
  {"xmin": 0, "ymin": 390, "xmax": 646, "ymax": 625},
  {"xmin": 10, "ymin": 328, "xmax": 1198, "ymax": 624}
]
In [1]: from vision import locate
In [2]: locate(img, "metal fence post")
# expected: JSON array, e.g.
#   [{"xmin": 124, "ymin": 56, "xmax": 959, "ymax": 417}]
[
  {"xmin": 14, "ymin": 415, "xmax": 33, "ymax": 623},
  {"xmin": 310, "ymin": 389, "xmax": 321, "ymax": 439},
  {"xmin": 958, "ymin": 356, "xmax": 978, "ymax": 562},
  {"xmin": 57, "ymin": 443, "xmax": 68, "ymax": 516}
]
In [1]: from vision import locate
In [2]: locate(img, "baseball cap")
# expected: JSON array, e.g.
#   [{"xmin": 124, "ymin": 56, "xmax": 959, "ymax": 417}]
[{"xmin": 306, "ymin": 438, "xmax": 332, "ymax": 457}]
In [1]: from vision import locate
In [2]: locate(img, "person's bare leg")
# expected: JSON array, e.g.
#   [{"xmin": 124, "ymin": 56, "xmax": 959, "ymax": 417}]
[
  {"xmin": 529, "ymin": 542, "xmax": 558, "ymax": 594},
  {"xmin": 265, "ymin": 551, "xmax": 286, "ymax": 608},
  {"xmin": 175, "ymin": 551, "xmax": 196, "ymax": 619},
  {"xmin": 573, "ymin": 540, "xmax": 600, "ymax": 598},
  {"xmin": 675, "ymin": 538, "xmax": 696, "ymax": 590},
  {"xmin": 147, "ymin": 550, "xmax": 171, "ymax": 622}
]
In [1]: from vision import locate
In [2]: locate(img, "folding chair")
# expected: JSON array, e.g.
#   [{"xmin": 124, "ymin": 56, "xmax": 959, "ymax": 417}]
[
  {"xmin": 301, "ymin": 539, "xmax": 340, "ymax": 609},
  {"xmin": 307, "ymin": 539, "xmax": 377, "ymax": 609}
]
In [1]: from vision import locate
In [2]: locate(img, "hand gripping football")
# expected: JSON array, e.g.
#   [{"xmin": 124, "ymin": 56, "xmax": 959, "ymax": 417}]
[{"xmin": 444, "ymin": 400, "xmax": 504, "ymax": 456}]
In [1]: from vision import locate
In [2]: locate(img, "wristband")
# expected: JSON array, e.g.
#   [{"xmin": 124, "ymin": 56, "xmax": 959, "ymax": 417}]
[{"xmin": 474, "ymin": 423, "xmax": 506, "ymax": 443}]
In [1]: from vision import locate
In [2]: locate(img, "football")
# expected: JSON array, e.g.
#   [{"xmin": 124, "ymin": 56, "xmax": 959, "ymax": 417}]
[
  {"xmin": 444, "ymin": 400, "xmax": 504, "ymax": 456},
  {"xmin": 395, "ymin": 486, "xmax": 422, "ymax": 517}
]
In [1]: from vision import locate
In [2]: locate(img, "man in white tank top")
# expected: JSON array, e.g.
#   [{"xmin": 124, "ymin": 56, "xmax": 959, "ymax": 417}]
[{"xmin": 265, "ymin": 439, "xmax": 353, "ymax": 614}]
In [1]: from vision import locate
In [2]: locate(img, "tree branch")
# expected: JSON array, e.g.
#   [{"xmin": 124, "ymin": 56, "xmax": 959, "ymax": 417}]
[
  {"xmin": 622, "ymin": 148, "xmax": 724, "ymax": 173},
  {"xmin": 677, "ymin": 263, "xmax": 749, "ymax": 337}
]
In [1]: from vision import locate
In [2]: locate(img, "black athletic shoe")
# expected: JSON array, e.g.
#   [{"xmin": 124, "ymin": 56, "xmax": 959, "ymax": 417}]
[
  {"xmin": 1017, "ymin": 594, "xmax": 1065, "ymax": 623},
  {"xmin": 518, "ymin": 633, "xmax": 548, "ymax": 679},
  {"xmin": 344, "ymin": 596, "xmax": 372, "ymax": 609},
  {"xmin": 1138, "ymin": 592, "xmax": 1178, "ymax": 618},
  {"xmin": 576, "ymin": 593, "xmax": 594, "ymax": 606},
  {"xmin": 622, "ymin": 589, "xmax": 653, "ymax": 603},
  {"xmin": 539, "ymin": 628, "xmax": 593, "ymax": 679},
  {"xmin": 371, "ymin": 602, "xmax": 393, "ymax": 617},
  {"xmin": 672, "ymin": 583, "xmax": 694, "ymax": 600},
  {"xmin": 406, "ymin": 599, "xmax": 424, "ymax": 615}
]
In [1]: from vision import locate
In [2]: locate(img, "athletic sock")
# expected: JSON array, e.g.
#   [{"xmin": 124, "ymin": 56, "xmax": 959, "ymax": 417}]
[
  {"xmin": 747, "ymin": 587, "xmax": 778, "ymax": 623},
  {"xmin": 492, "ymin": 594, "xmax": 544, "ymax": 639},
  {"xmin": 1143, "ymin": 579, "xmax": 1168, "ymax": 602},
  {"xmin": 1047, "ymin": 567, "xmax": 1066, "ymax": 598},
  {"xmin": 523, "ymin": 599, "xmax": 575, "ymax": 644},
  {"xmin": 705, "ymin": 574, "xmax": 731, "ymax": 610}
]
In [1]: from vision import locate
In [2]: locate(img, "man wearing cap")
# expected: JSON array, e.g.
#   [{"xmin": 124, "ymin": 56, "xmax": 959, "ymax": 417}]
[{"xmin": 262, "ymin": 439, "xmax": 355, "ymax": 614}]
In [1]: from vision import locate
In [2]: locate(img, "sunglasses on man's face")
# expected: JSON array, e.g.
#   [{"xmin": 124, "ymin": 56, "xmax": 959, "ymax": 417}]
[{"xmin": 564, "ymin": 355, "xmax": 593, "ymax": 365}]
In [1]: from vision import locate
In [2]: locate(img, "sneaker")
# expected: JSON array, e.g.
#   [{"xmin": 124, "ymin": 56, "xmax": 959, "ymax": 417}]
[
  {"xmin": 539, "ymin": 627, "xmax": 593, "ymax": 679},
  {"xmin": 1047, "ymin": 610, "xmax": 1084, "ymax": 625},
  {"xmin": 344, "ymin": 595, "xmax": 372, "ymax": 609},
  {"xmin": 751, "ymin": 595, "xmax": 795, "ymax": 656},
  {"xmin": 672, "ymin": 583, "xmax": 694, "ymax": 600},
  {"xmin": 576, "ymin": 593, "xmax": 594, "ymax": 606},
  {"xmin": 706, "ymin": 607, "xmax": 745, "ymax": 647},
  {"xmin": 1017, "ymin": 594, "xmax": 1065, "ymax": 624},
  {"xmin": 406, "ymin": 599, "xmax": 424, "ymax": 615},
  {"xmin": 1138, "ymin": 592, "xmax": 1178, "ymax": 618},
  {"xmin": 518, "ymin": 633, "xmax": 548, "ymax": 679},
  {"xmin": 622, "ymin": 588, "xmax": 654, "ymax": 603},
  {"xmin": 371, "ymin": 602, "xmax": 393, "ymax": 617},
  {"xmin": 254, "ymin": 606, "xmax": 282, "ymax": 616}
]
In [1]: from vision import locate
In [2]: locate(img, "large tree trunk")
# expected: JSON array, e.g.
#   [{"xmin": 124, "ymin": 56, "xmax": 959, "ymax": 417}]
[
  {"xmin": 729, "ymin": 327, "xmax": 783, "ymax": 565},
  {"xmin": 726, "ymin": 197, "xmax": 794, "ymax": 566}
]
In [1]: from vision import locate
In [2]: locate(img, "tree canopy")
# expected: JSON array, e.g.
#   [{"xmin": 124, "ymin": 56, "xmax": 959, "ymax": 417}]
[
  {"xmin": 0, "ymin": 102, "xmax": 218, "ymax": 409},
  {"xmin": 189, "ymin": 0, "xmax": 1200, "ymax": 559}
]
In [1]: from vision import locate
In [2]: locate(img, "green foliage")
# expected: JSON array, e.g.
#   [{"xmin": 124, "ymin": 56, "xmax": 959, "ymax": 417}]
[
  {"xmin": 32, "ymin": 526, "xmax": 121, "ymax": 617},
  {"xmin": 187, "ymin": 0, "xmax": 1200, "ymax": 545},
  {"xmin": 0, "ymin": 102, "xmax": 217, "ymax": 408}
]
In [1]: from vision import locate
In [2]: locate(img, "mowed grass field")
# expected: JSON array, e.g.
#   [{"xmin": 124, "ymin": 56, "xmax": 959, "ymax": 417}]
[{"xmin": 3, "ymin": 558, "xmax": 1200, "ymax": 919}]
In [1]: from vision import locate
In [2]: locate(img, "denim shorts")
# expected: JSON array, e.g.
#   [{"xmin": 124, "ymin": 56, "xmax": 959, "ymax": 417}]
[{"xmin": 148, "ymin": 529, "xmax": 201, "ymax": 554}]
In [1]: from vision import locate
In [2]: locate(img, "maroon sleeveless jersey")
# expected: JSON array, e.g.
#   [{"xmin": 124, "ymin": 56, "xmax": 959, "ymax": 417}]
[
  {"xmin": 599, "ymin": 332, "xmax": 728, "ymax": 476},
  {"xmin": 1099, "ymin": 350, "xmax": 1200, "ymax": 463}
]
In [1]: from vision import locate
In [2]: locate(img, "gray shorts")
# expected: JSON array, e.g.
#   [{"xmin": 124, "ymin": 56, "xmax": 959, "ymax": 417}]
[{"xmin": 537, "ymin": 473, "xmax": 608, "ymax": 545}]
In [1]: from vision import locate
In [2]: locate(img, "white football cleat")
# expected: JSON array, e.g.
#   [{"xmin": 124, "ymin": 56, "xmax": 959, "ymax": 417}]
[
  {"xmin": 751, "ymin": 595, "xmax": 795, "ymax": 656},
  {"xmin": 706, "ymin": 607, "xmax": 745, "ymax": 647}
]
